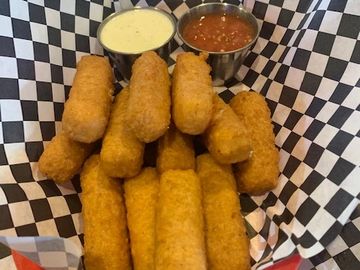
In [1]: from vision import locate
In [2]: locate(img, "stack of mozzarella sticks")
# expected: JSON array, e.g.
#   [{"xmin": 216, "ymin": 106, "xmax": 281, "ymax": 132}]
[{"xmin": 38, "ymin": 51, "xmax": 279, "ymax": 270}]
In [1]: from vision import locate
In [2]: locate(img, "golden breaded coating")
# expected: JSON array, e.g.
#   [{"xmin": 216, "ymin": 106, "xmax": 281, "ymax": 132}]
[
  {"xmin": 81, "ymin": 155, "xmax": 131, "ymax": 270},
  {"xmin": 100, "ymin": 87, "xmax": 144, "ymax": 178},
  {"xmin": 38, "ymin": 132, "xmax": 93, "ymax": 183},
  {"xmin": 156, "ymin": 125, "xmax": 195, "ymax": 174},
  {"xmin": 126, "ymin": 51, "xmax": 171, "ymax": 143},
  {"xmin": 204, "ymin": 94, "xmax": 251, "ymax": 164},
  {"xmin": 230, "ymin": 91, "xmax": 279, "ymax": 195},
  {"xmin": 124, "ymin": 167, "xmax": 159, "ymax": 270},
  {"xmin": 172, "ymin": 52, "xmax": 213, "ymax": 135},
  {"xmin": 155, "ymin": 170, "xmax": 206, "ymax": 270},
  {"xmin": 197, "ymin": 154, "xmax": 251, "ymax": 270},
  {"xmin": 62, "ymin": 55, "xmax": 114, "ymax": 143}
]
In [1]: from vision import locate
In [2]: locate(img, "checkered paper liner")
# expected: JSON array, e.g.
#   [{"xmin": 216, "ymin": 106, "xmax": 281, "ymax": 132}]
[
  {"xmin": 0, "ymin": 0, "xmax": 359, "ymax": 269},
  {"xmin": 0, "ymin": 207, "xmax": 358, "ymax": 270},
  {"xmin": 0, "ymin": 236, "xmax": 82, "ymax": 270},
  {"xmin": 301, "ymin": 205, "xmax": 360, "ymax": 269},
  {"xmin": 0, "ymin": 206, "xmax": 358, "ymax": 270}
]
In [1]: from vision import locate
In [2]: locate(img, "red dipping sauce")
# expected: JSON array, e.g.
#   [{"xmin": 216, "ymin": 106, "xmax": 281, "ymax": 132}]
[{"xmin": 182, "ymin": 13, "xmax": 255, "ymax": 52}]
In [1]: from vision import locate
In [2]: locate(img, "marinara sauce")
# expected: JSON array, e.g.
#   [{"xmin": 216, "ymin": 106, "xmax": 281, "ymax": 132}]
[{"xmin": 182, "ymin": 13, "xmax": 255, "ymax": 52}]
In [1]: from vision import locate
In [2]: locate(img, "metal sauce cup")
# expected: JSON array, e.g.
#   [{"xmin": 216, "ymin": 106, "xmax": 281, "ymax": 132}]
[
  {"xmin": 177, "ymin": 3, "xmax": 260, "ymax": 86},
  {"xmin": 97, "ymin": 7, "xmax": 176, "ymax": 82}
]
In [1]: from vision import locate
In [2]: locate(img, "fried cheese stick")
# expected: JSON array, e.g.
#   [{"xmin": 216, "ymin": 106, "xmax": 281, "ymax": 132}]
[
  {"xmin": 155, "ymin": 169, "xmax": 206, "ymax": 270},
  {"xmin": 81, "ymin": 155, "xmax": 131, "ymax": 270},
  {"xmin": 38, "ymin": 132, "xmax": 93, "ymax": 183},
  {"xmin": 126, "ymin": 51, "xmax": 171, "ymax": 143},
  {"xmin": 62, "ymin": 56, "xmax": 114, "ymax": 143},
  {"xmin": 124, "ymin": 167, "xmax": 159, "ymax": 270},
  {"xmin": 230, "ymin": 91, "xmax": 279, "ymax": 195},
  {"xmin": 156, "ymin": 125, "xmax": 195, "ymax": 174},
  {"xmin": 172, "ymin": 52, "xmax": 213, "ymax": 135},
  {"xmin": 197, "ymin": 154, "xmax": 251, "ymax": 270},
  {"xmin": 100, "ymin": 87, "xmax": 144, "ymax": 178},
  {"xmin": 204, "ymin": 94, "xmax": 251, "ymax": 164}
]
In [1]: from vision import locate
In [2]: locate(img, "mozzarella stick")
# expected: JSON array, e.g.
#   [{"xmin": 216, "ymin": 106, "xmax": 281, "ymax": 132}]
[
  {"xmin": 126, "ymin": 51, "xmax": 171, "ymax": 143},
  {"xmin": 230, "ymin": 91, "xmax": 279, "ymax": 195},
  {"xmin": 62, "ymin": 56, "xmax": 114, "ymax": 143},
  {"xmin": 81, "ymin": 155, "xmax": 131, "ymax": 270},
  {"xmin": 38, "ymin": 132, "xmax": 93, "ymax": 183},
  {"xmin": 100, "ymin": 87, "xmax": 144, "ymax": 178},
  {"xmin": 172, "ymin": 52, "xmax": 213, "ymax": 135},
  {"xmin": 156, "ymin": 125, "xmax": 195, "ymax": 174},
  {"xmin": 197, "ymin": 154, "xmax": 251, "ymax": 270},
  {"xmin": 204, "ymin": 94, "xmax": 251, "ymax": 164},
  {"xmin": 155, "ymin": 170, "xmax": 206, "ymax": 270},
  {"xmin": 124, "ymin": 167, "xmax": 159, "ymax": 270}
]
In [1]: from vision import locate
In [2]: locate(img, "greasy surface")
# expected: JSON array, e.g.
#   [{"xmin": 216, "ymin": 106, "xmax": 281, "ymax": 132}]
[
  {"xmin": 81, "ymin": 155, "xmax": 131, "ymax": 270},
  {"xmin": 127, "ymin": 51, "xmax": 171, "ymax": 142},
  {"xmin": 156, "ymin": 125, "xmax": 195, "ymax": 174},
  {"xmin": 172, "ymin": 52, "xmax": 213, "ymax": 135},
  {"xmin": 155, "ymin": 170, "xmax": 206, "ymax": 270},
  {"xmin": 100, "ymin": 87, "xmax": 144, "ymax": 178},
  {"xmin": 38, "ymin": 132, "xmax": 93, "ymax": 183},
  {"xmin": 124, "ymin": 167, "xmax": 159, "ymax": 270},
  {"xmin": 62, "ymin": 56, "xmax": 114, "ymax": 143},
  {"xmin": 204, "ymin": 94, "xmax": 252, "ymax": 164},
  {"xmin": 230, "ymin": 91, "xmax": 279, "ymax": 195},
  {"xmin": 197, "ymin": 154, "xmax": 251, "ymax": 270}
]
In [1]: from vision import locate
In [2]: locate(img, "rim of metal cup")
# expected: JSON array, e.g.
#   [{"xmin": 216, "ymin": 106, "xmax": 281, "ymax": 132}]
[
  {"xmin": 177, "ymin": 3, "xmax": 260, "ymax": 55},
  {"xmin": 97, "ymin": 6, "xmax": 176, "ymax": 55}
]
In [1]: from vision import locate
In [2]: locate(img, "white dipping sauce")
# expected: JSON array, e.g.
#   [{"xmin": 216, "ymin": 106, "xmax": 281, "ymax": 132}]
[{"xmin": 100, "ymin": 9, "xmax": 174, "ymax": 54}]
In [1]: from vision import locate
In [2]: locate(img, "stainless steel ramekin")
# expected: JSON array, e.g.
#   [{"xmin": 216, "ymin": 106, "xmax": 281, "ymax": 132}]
[
  {"xmin": 177, "ymin": 3, "xmax": 260, "ymax": 86},
  {"xmin": 97, "ymin": 7, "xmax": 176, "ymax": 82}
]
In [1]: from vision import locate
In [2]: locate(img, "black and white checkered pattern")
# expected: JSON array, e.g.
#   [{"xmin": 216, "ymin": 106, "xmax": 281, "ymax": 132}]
[
  {"xmin": 302, "ymin": 205, "xmax": 360, "ymax": 270},
  {"xmin": 0, "ymin": 236, "xmax": 82, "ymax": 270},
  {"xmin": 255, "ymin": 206, "xmax": 360, "ymax": 270},
  {"xmin": 0, "ymin": 0, "xmax": 359, "ymax": 269},
  {"xmin": 0, "ymin": 0, "xmax": 111, "ymax": 257},
  {"xmin": 0, "ymin": 241, "xmax": 16, "ymax": 270}
]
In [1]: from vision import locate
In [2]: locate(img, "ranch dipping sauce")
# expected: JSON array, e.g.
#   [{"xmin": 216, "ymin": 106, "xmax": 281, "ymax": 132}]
[{"xmin": 99, "ymin": 8, "xmax": 175, "ymax": 54}]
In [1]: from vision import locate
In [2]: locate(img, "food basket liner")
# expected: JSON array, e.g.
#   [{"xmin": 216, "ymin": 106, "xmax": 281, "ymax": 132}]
[
  {"xmin": 0, "ymin": 0, "xmax": 359, "ymax": 269},
  {"xmin": 0, "ymin": 236, "xmax": 82, "ymax": 270}
]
